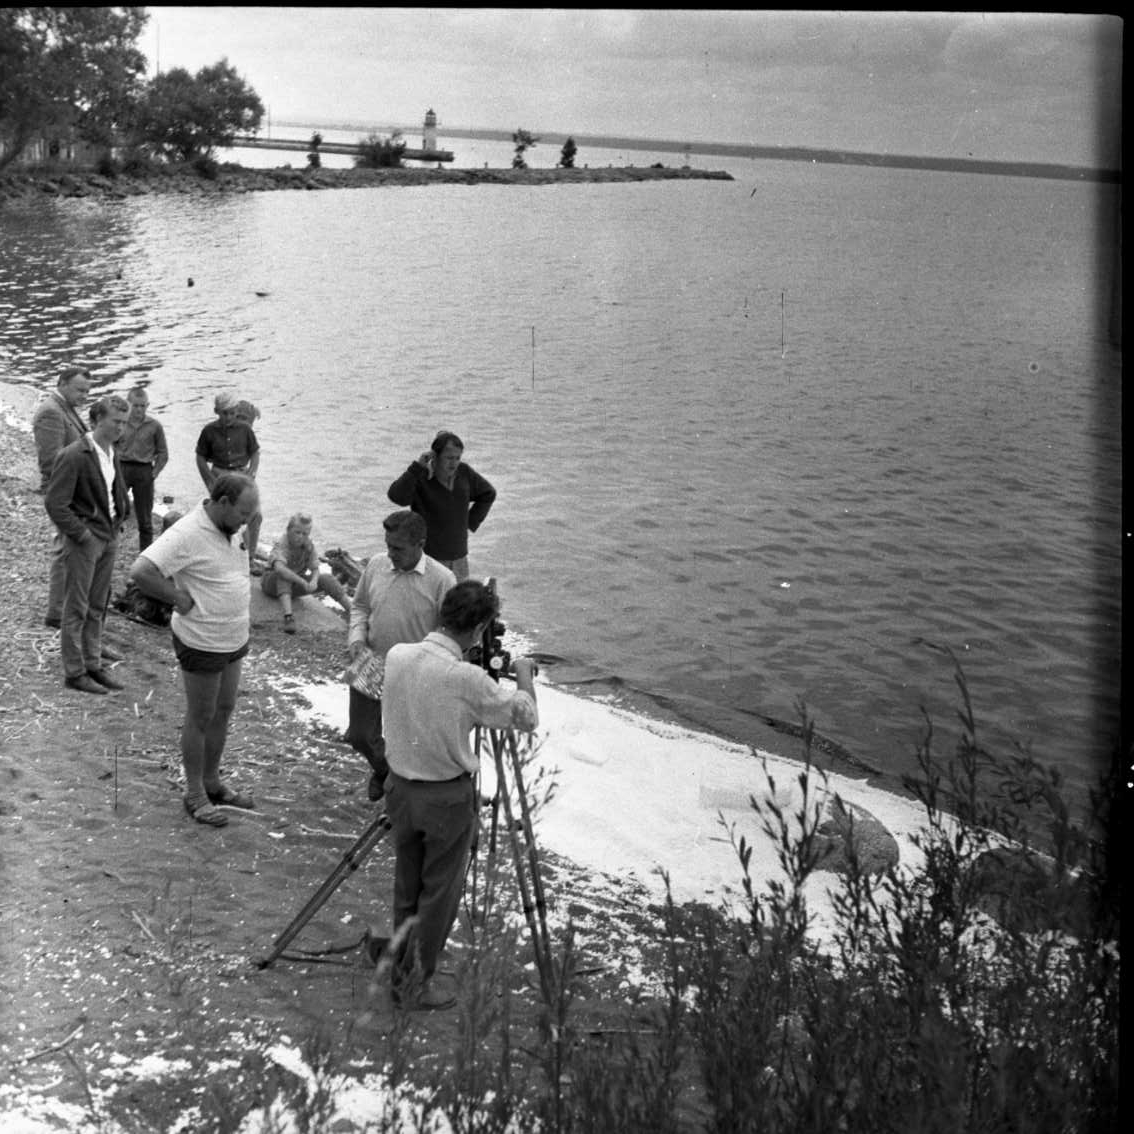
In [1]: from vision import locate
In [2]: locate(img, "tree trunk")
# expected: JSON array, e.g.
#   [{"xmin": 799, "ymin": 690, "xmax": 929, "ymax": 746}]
[{"xmin": 0, "ymin": 120, "xmax": 36, "ymax": 173}]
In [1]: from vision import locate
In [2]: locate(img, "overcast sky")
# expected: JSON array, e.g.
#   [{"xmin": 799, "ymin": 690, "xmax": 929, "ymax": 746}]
[{"xmin": 148, "ymin": 9, "xmax": 1121, "ymax": 167}]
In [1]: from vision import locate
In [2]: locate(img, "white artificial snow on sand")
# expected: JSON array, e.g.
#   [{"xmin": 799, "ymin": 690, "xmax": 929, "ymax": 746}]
[{"xmin": 284, "ymin": 676, "xmax": 931, "ymax": 935}]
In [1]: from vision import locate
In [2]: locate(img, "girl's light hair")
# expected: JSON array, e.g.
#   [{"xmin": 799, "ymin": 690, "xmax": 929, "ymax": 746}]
[{"xmin": 285, "ymin": 513, "xmax": 313, "ymax": 541}]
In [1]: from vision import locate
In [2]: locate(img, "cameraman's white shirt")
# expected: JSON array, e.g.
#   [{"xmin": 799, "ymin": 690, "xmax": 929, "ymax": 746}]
[{"xmin": 383, "ymin": 632, "xmax": 537, "ymax": 779}]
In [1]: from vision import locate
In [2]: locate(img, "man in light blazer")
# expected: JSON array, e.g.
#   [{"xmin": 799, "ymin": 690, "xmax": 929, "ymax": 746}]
[{"xmin": 32, "ymin": 365, "xmax": 91, "ymax": 628}]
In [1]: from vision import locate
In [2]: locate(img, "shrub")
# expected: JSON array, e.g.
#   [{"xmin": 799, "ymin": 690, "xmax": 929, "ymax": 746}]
[
  {"xmin": 119, "ymin": 149, "xmax": 160, "ymax": 177},
  {"xmin": 354, "ymin": 131, "xmax": 405, "ymax": 169},
  {"xmin": 192, "ymin": 153, "xmax": 219, "ymax": 180}
]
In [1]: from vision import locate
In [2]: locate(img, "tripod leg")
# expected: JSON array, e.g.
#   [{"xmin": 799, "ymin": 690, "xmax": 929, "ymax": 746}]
[
  {"xmin": 255, "ymin": 812, "xmax": 391, "ymax": 969},
  {"xmin": 504, "ymin": 730, "xmax": 554, "ymax": 983},
  {"xmin": 465, "ymin": 770, "xmax": 484, "ymax": 935},
  {"xmin": 492, "ymin": 733, "xmax": 553, "ymax": 1005}
]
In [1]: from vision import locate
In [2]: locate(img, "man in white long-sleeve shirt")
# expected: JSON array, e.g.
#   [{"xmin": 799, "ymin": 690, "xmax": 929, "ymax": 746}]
[{"xmin": 381, "ymin": 579, "xmax": 538, "ymax": 1011}]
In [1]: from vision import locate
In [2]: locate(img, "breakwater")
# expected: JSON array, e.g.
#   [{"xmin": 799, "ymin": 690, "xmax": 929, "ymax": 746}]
[{"xmin": 0, "ymin": 163, "xmax": 732, "ymax": 203}]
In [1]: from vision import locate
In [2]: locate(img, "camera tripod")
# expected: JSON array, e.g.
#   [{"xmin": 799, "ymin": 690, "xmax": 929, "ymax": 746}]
[{"xmin": 255, "ymin": 723, "xmax": 553, "ymax": 1000}]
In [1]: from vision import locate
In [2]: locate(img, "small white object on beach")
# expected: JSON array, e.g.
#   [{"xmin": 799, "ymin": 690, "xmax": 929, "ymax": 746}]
[{"xmin": 780, "ymin": 581, "xmax": 791, "ymax": 588}]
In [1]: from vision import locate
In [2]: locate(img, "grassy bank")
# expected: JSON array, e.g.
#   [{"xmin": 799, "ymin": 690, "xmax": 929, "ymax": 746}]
[{"xmin": 0, "ymin": 162, "xmax": 733, "ymax": 203}]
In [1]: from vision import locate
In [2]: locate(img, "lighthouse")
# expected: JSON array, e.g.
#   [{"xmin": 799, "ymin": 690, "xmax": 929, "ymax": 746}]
[{"xmin": 423, "ymin": 108, "xmax": 437, "ymax": 153}]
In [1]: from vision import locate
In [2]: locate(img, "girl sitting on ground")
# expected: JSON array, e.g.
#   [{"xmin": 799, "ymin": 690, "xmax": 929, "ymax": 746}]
[{"xmin": 261, "ymin": 512, "xmax": 351, "ymax": 633}]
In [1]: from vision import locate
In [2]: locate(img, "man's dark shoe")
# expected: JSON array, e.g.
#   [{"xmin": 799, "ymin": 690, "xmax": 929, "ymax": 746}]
[
  {"xmin": 44, "ymin": 616, "xmax": 61, "ymax": 630},
  {"xmin": 87, "ymin": 668, "xmax": 124, "ymax": 691},
  {"xmin": 367, "ymin": 772, "xmax": 386, "ymax": 802},
  {"xmin": 393, "ymin": 977, "xmax": 456, "ymax": 1011},
  {"xmin": 100, "ymin": 644, "xmax": 124, "ymax": 663},
  {"xmin": 65, "ymin": 674, "xmax": 108, "ymax": 695}
]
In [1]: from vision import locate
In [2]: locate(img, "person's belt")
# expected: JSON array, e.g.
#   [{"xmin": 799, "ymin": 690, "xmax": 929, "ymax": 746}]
[
  {"xmin": 212, "ymin": 463, "xmax": 249, "ymax": 471},
  {"xmin": 120, "ymin": 459, "xmax": 152, "ymax": 465},
  {"xmin": 392, "ymin": 770, "xmax": 470, "ymax": 784}
]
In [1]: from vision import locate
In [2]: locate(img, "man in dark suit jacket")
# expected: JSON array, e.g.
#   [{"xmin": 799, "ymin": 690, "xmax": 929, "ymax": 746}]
[
  {"xmin": 44, "ymin": 395, "xmax": 131, "ymax": 695},
  {"xmin": 32, "ymin": 366, "xmax": 91, "ymax": 627}
]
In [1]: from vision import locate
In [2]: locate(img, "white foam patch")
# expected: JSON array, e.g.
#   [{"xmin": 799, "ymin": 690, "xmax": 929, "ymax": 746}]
[{"xmin": 283, "ymin": 676, "xmax": 930, "ymax": 930}]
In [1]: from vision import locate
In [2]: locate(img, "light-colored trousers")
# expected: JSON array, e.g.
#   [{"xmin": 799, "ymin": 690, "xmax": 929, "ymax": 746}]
[{"xmin": 60, "ymin": 533, "xmax": 117, "ymax": 678}]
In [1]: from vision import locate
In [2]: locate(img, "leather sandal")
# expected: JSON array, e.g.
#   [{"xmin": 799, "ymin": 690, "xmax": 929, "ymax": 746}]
[
  {"xmin": 206, "ymin": 785, "xmax": 255, "ymax": 810},
  {"xmin": 184, "ymin": 799, "xmax": 229, "ymax": 827}
]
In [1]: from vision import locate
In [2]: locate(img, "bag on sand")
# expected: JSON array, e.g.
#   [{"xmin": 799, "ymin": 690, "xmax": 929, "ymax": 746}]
[{"xmin": 114, "ymin": 581, "xmax": 173, "ymax": 627}]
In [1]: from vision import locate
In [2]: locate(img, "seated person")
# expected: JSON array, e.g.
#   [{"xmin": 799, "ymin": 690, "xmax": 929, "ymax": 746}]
[
  {"xmin": 260, "ymin": 512, "xmax": 351, "ymax": 633},
  {"xmin": 115, "ymin": 510, "xmax": 183, "ymax": 626}
]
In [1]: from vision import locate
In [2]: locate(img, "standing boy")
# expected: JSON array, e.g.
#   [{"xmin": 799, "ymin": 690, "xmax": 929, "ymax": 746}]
[{"xmin": 116, "ymin": 386, "xmax": 168, "ymax": 550}]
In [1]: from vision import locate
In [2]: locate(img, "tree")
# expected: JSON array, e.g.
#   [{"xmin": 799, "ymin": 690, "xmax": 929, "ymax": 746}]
[
  {"xmin": 511, "ymin": 128, "xmax": 539, "ymax": 170},
  {"xmin": 354, "ymin": 131, "xmax": 405, "ymax": 169},
  {"xmin": 137, "ymin": 58, "xmax": 264, "ymax": 163},
  {"xmin": 558, "ymin": 136, "xmax": 577, "ymax": 169},
  {"xmin": 0, "ymin": 6, "xmax": 148, "ymax": 171}
]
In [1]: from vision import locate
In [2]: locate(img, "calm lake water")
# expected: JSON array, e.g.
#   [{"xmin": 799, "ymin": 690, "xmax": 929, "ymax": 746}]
[{"xmin": 0, "ymin": 150, "xmax": 1121, "ymax": 809}]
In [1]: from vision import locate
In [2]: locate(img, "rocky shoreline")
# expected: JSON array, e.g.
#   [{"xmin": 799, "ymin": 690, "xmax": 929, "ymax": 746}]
[{"xmin": 0, "ymin": 162, "xmax": 733, "ymax": 203}]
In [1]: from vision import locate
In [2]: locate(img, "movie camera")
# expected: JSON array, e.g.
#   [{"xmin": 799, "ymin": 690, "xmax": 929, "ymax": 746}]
[{"xmin": 466, "ymin": 577, "xmax": 511, "ymax": 678}]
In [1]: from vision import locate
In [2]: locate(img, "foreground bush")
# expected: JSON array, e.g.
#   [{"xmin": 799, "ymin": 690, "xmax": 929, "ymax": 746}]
[{"xmin": 678, "ymin": 647, "xmax": 1118, "ymax": 1134}]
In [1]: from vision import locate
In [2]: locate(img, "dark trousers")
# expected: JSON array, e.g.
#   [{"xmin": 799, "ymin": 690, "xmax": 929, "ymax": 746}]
[
  {"xmin": 345, "ymin": 687, "xmax": 387, "ymax": 777},
  {"xmin": 385, "ymin": 772, "xmax": 476, "ymax": 980},
  {"xmin": 120, "ymin": 462, "xmax": 155, "ymax": 549}
]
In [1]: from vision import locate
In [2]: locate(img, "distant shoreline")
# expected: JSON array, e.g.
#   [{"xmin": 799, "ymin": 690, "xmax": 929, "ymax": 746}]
[
  {"xmin": 273, "ymin": 121, "xmax": 1122, "ymax": 184},
  {"xmin": 0, "ymin": 163, "xmax": 733, "ymax": 203}
]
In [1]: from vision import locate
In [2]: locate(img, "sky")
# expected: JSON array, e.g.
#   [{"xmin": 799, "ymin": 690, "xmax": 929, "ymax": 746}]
[{"xmin": 146, "ymin": 8, "xmax": 1123, "ymax": 168}]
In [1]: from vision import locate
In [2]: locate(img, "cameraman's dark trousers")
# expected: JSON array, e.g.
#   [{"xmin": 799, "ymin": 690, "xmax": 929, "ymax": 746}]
[{"xmin": 385, "ymin": 770, "xmax": 476, "ymax": 981}]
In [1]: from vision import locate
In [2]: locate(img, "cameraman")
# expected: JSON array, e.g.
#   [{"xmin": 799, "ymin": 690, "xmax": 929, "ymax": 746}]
[{"xmin": 381, "ymin": 579, "xmax": 538, "ymax": 1011}]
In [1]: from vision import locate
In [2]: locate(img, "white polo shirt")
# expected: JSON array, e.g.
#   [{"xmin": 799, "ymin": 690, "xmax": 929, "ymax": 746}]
[
  {"xmin": 141, "ymin": 502, "xmax": 250, "ymax": 652},
  {"xmin": 383, "ymin": 632, "xmax": 538, "ymax": 780}
]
